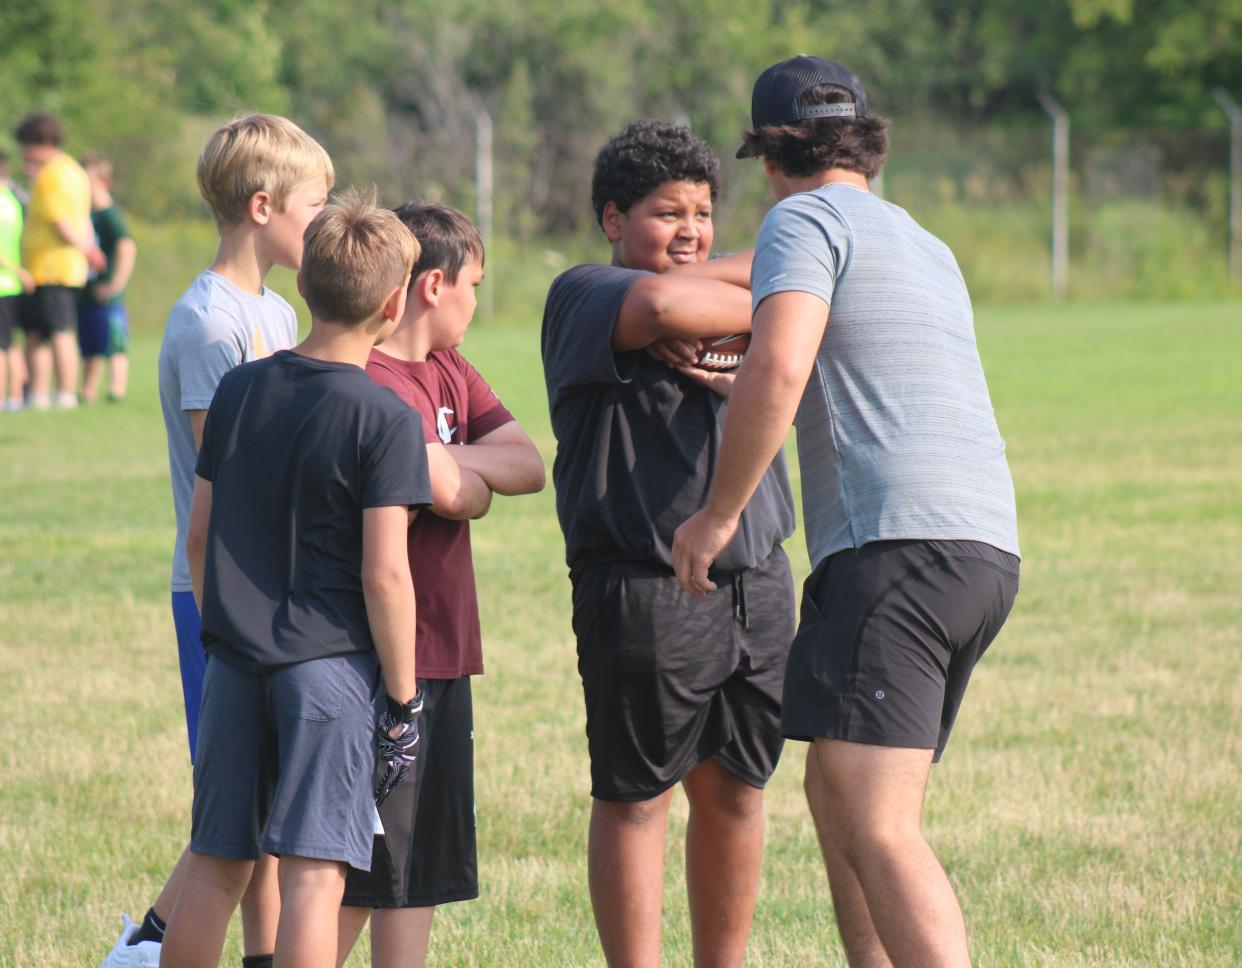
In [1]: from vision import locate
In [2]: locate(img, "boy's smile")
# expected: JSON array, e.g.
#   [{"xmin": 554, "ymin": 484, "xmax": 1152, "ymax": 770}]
[{"xmin": 605, "ymin": 180, "xmax": 714, "ymax": 274}]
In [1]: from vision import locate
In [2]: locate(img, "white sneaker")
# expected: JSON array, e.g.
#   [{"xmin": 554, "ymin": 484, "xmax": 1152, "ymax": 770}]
[
  {"xmin": 99, "ymin": 914, "xmax": 161, "ymax": 967},
  {"xmin": 55, "ymin": 390, "xmax": 79, "ymax": 409}
]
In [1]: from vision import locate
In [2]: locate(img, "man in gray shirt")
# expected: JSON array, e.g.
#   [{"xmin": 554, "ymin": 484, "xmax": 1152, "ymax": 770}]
[{"xmin": 673, "ymin": 57, "xmax": 1020, "ymax": 967}]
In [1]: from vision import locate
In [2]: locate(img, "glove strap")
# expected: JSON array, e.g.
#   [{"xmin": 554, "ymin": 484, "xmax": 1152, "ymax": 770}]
[{"xmin": 386, "ymin": 688, "xmax": 424, "ymax": 725}]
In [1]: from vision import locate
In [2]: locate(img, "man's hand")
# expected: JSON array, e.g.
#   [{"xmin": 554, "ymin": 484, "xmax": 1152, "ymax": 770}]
[
  {"xmin": 93, "ymin": 281, "xmax": 116, "ymax": 302},
  {"xmin": 672, "ymin": 508, "xmax": 740, "ymax": 598},
  {"xmin": 375, "ymin": 690, "xmax": 424, "ymax": 807},
  {"xmin": 646, "ymin": 337, "xmax": 701, "ymax": 368},
  {"xmin": 675, "ymin": 363, "xmax": 735, "ymax": 398},
  {"xmin": 17, "ymin": 268, "xmax": 34, "ymax": 294}
]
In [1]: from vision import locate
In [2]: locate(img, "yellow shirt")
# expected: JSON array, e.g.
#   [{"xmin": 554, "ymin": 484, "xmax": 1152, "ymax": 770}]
[{"xmin": 21, "ymin": 153, "xmax": 91, "ymax": 286}]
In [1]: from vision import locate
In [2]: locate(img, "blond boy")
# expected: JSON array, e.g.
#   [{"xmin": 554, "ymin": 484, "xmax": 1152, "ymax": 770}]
[
  {"xmin": 161, "ymin": 188, "xmax": 430, "ymax": 968},
  {"xmin": 100, "ymin": 115, "xmax": 333, "ymax": 968}
]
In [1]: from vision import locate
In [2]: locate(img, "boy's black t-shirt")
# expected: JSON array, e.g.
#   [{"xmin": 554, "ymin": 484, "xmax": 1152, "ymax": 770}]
[
  {"xmin": 196, "ymin": 350, "xmax": 432, "ymax": 673},
  {"xmin": 541, "ymin": 263, "xmax": 795, "ymax": 573}
]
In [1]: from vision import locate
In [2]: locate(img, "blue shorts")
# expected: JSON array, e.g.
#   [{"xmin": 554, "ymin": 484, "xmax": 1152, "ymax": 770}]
[
  {"xmin": 172, "ymin": 591, "xmax": 207, "ymax": 763},
  {"xmin": 191, "ymin": 652, "xmax": 384, "ymax": 871},
  {"xmin": 77, "ymin": 303, "xmax": 130, "ymax": 358}
]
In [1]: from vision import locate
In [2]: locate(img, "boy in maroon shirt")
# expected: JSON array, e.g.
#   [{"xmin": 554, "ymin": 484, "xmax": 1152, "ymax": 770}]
[{"xmin": 338, "ymin": 202, "xmax": 545, "ymax": 968}]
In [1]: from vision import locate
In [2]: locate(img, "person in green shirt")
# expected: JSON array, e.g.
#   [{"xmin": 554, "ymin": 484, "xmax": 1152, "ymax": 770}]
[
  {"xmin": 0, "ymin": 151, "xmax": 34, "ymax": 410},
  {"xmin": 77, "ymin": 153, "xmax": 136, "ymax": 403}
]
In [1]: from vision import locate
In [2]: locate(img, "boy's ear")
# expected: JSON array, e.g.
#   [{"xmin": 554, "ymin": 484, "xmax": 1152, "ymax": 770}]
[
  {"xmin": 416, "ymin": 268, "xmax": 445, "ymax": 308},
  {"xmin": 602, "ymin": 201, "xmax": 625, "ymax": 243},
  {"xmin": 382, "ymin": 278, "xmax": 409, "ymax": 322},
  {"xmin": 248, "ymin": 190, "xmax": 273, "ymax": 226}
]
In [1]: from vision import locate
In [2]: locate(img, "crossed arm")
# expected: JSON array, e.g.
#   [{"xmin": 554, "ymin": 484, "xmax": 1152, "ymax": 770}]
[{"xmin": 425, "ymin": 419, "xmax": 546, "ymax": 521}]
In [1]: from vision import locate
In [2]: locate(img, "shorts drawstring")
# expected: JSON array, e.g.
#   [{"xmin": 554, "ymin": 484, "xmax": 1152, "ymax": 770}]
[{"xmin": 732, "ymin": 572, "xmax": 750, "ymax": 630}]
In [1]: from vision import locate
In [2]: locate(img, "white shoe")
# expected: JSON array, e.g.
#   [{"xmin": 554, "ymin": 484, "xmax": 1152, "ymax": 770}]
[
  {"xmin": 99, "ymin": 914, "xmax": 161, "ymax": 967},
  {"xmin": 28, "ymin": 392, "xmax": 51, "ymax": 410},
  {"xmin": 55, "ymin": 390, "xmax": 79, "ymax": 409}
]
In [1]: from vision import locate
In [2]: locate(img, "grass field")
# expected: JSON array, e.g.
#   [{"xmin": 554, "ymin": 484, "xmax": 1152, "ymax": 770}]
[{"xmin": 1, "ymin": 301, "xmax": 1239, "ymax": 966}]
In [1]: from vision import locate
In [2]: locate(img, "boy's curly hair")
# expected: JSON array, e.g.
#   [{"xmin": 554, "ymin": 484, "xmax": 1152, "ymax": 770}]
[
  {"xmin": 591, "ymin": 121, "xmax": 720, "ymax": 227},
  {"xmin": 739, "ymin": 85, "xmax": 890, "ymax": 179}
]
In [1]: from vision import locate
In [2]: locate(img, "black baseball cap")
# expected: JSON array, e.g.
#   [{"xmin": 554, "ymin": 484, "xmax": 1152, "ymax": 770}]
[{"xmin": 736, "ymin": 56, "xmax": 868, "ymax": 158}]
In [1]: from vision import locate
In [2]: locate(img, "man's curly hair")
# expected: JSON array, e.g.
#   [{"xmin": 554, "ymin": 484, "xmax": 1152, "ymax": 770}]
[
  {"xmin": 739, "ymin": 85, "xmax": 889, "ymax": 179},
  {"xmin": 591, "ymin": 121, "xmax": 721, "ymax": 227}
]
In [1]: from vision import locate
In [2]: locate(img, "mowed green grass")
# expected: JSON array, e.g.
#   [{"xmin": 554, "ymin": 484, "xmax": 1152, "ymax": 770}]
[{"xmin": 0, "ymin": 301, "xmax": 1239, "ymax": 966}]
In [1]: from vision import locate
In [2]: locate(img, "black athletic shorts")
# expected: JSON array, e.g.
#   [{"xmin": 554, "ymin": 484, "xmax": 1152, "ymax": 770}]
[
  {"xmin": 782, "ymin": 539, "xmax": 1019, "ymax": 761},
  {"xmin": 571, "ymin": 545, "xmax": 795, "ymax": 801},
  {"xmin": 19, "ymin": 285, "xmax": 80, "ymax": 338},
  {"xmin": 0, "ymin": 295, "xmax": 16, "ymax": 351},
  {"xmin": 343, "ymin": 676, "xmax": 478, "ymax": 908}
]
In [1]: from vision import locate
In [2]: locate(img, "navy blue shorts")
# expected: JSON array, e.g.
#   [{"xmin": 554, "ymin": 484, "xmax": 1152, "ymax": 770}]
[
  {"xmin": 172, "ymin": 591, "xmax": 207, "ymax": 763},
  {"xmin": 191, "ymin": 651, "xmax": 384, "ymax": 872},
  {"xmin": 78, "ymin": 303, "xmax": 129, "ymax": 357}
]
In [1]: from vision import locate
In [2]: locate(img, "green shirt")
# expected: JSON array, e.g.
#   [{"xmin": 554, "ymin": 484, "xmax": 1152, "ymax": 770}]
[
  {"xmin": 84, "ymin": 203, "xmax": 132, "ymax": 307},
  {"xmin": 0, "ymin": 187, "xmax": 23, "ymax": 299}
]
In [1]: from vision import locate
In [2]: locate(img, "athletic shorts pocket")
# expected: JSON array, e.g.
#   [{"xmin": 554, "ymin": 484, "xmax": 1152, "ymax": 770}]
[{"xmin": 275, "ymin": 657, "xmax": 347, "ymax": 723}]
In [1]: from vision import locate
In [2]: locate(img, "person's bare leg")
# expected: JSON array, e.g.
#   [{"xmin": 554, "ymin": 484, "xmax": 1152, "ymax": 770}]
[
  {"xmin": 161, "ymin": 852, "xmax": 253, "ymax": 968},
  {"xmin": 274, "ymin": 855, "xmax": 346, "ymax": 968},
  {"xmin": 26, "ymin": 333, "xmax": 51, "ymax": 401},
  {"xmin": 242, "ymin": 852, "xmax": 281, "ymax": 956},
  {"xmin": 681, "ymin": 761, "xmax": 765, "ymax": 968},
  {"xmin": 370, "ymin": 906, "xmax": 435, "ymax": 968},
  {"xmin": 150, "ymin": 846, "xmax": 191, "ymax": 923},
  {"xmin": 803, "ymin": 747, "xmax": 892, "ymax": 968},
  {"xmin": 5, "ymin": 345, "xmax": 25, "ymax": 405},
  {"xmin": 82, "ymin": 355, "xmax": 103, "ymax": 403},
  {"xmin": 108, "ymin": 352, "xmax": 128, "ymax": 398},
  {"xmin": 814, "ymin": 739, "xmax": 970, "ymax": 968},
  {"xmin": 589, "ymin": 790, "xmax": 674, "ymax": 967},
  {"xmin": 51, "ymin": 330, "xmax": 78, "ymax": 398},
  {"xmin": 334, "ymin": 905, "xmax": 371, "ymax": 968}
]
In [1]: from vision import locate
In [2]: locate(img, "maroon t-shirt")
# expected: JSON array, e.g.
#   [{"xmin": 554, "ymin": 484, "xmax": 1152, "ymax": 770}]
[{"xmin": 366, "ymin": 347, "xmax": 515, "ymax": 678}]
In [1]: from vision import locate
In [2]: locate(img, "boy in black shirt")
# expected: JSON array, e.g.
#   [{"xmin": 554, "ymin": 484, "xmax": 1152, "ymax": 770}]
[
  {"xmin": 541, "ymin": 121, "xmax": 797, "ymax": 966},
  {"xmin": 161, "ymin": 189, "xmax": 431, "ymax": 968}
]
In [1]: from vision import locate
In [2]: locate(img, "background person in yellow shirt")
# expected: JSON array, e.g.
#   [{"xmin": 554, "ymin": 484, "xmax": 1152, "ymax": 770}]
[{"xmin": 15, "ymin": 112, "xmax": 104, "ymax": 409}]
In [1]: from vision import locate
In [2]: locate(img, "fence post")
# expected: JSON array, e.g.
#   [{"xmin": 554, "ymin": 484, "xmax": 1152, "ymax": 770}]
[
  {"xmin": 1212, "ymin": 88, "xmax": 1241, "ymax": 280},
  {"xmin": 473, "ymin": 101, "xmax": 495, "ymax": 319},
  {"xmin": 1036, "ymin": 90, "xmax": 1070, "ymax": 300}
]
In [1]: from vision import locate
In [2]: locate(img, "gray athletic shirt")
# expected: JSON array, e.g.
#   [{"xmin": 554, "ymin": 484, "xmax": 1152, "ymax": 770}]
[
  {"xmin": 158, "ymin": 271, "xmax": 298, "ymax": 592},
  {"xmin": 751, "ymin": 184, "xmax": 1020, "ymax": 567}
]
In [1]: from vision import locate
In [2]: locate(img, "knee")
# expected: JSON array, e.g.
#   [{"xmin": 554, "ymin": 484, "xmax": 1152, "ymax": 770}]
[
  {"xmin": 687, "ymin": 777, "xmax": 764, "ymax": 825},
  {"xmin": 595, "ymin": 795, "xmax": 668, "ymax": 829}
]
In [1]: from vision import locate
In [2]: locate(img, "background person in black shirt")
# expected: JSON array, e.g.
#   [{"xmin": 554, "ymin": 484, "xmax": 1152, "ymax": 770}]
[{"xmin": 541, "ymin": 121, "xmax": 796, "ymax": 967}]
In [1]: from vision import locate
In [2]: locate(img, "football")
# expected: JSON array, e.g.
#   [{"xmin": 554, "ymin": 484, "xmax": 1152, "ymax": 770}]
[{"xmin": 696, "ymin": 333, "xmax": 750, "ymax": 370}]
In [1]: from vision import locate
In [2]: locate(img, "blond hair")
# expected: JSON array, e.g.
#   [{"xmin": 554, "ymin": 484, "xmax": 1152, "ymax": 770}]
[
  {"xmin": 197, "ymin": 114, "xmax": 334, "ymax": 230},
  {"xmin": 300, "ymin": 187, "xmax": 419, "ymax": 326}
]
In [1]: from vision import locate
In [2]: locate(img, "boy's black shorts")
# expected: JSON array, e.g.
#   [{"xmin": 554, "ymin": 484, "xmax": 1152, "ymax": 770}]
[
  {"xmin": 571, "ymin": 546, "xmax": 795, "ymax": 801},
  {"xmin": 782, "ymin": 539, "xmax": 1019, "ymax": 760},
  {"xmin": 343, "ymin": 676, "xmax": 478, "ymax": 908},
  {"xmin": 18, "ymin": 285, "xmax": 79, "ymax": 338},
  {"xmin": 0, "ymin": 295, "xmax": 16, "ymax": 350}
]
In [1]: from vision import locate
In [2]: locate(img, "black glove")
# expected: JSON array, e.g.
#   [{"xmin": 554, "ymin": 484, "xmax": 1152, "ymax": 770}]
[{"xmin": 375, "ymin": 690, "xmax": 424, "ymax": 807}]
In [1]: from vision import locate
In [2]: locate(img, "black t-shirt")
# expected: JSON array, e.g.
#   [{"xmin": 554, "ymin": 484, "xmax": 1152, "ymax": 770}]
[
  {"xmin": 541, "ymin": 263, "xmax": 795, "ymax": 573},
  {"xmin": 196, "ymin": 350, "xmax": 432, "ymax": 672}
]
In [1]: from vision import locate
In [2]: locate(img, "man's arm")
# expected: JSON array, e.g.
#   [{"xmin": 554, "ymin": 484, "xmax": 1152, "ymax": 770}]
[
  {"xmin": 189, "ymin": 410, "xmax": 208, "ymax": 451},
  {"xmin": 426, "ymin": 442, "xmax": 493, "ymax": 520},
  {"xmin": 94, "ymin": 237, "xmax": 136, "ymax": 302},
  {"xmin": 448, "ymin": 421, "xmax": 546, "ymax": 496},
  {"xmin": 671, "ymin": 291, "xmax": 829, "ymax": 595},
  {"xmin": 186, "ymin": 476, "xmax": 212, "ymax": 611},
  {"xmin": 53, "ymin": 217, "xmax": 105, "ymax": 270},
  {"xmin": 362, "ymin": 505, "xmax": 418, "ymax": 702}
]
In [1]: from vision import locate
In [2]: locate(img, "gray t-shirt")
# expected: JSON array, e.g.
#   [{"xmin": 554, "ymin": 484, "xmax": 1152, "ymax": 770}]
[
  {"xmin": 751, "ymin": 184, "xmax": 1020, "ymax": 567},
  {"xmin": 158, "ymin": 271, "xmax": 298, "ymax": 591}
]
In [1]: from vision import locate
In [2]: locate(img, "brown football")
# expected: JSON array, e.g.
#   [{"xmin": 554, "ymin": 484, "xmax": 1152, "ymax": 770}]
[{"xmin": 696, "ymin": 334, "xmax": 750, "ymax": 370}]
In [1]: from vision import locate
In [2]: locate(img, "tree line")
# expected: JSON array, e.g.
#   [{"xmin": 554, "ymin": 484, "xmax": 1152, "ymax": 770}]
[{"xmin": 4, "ymin": 0, "xmax": 1239, "ymax": 234}]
